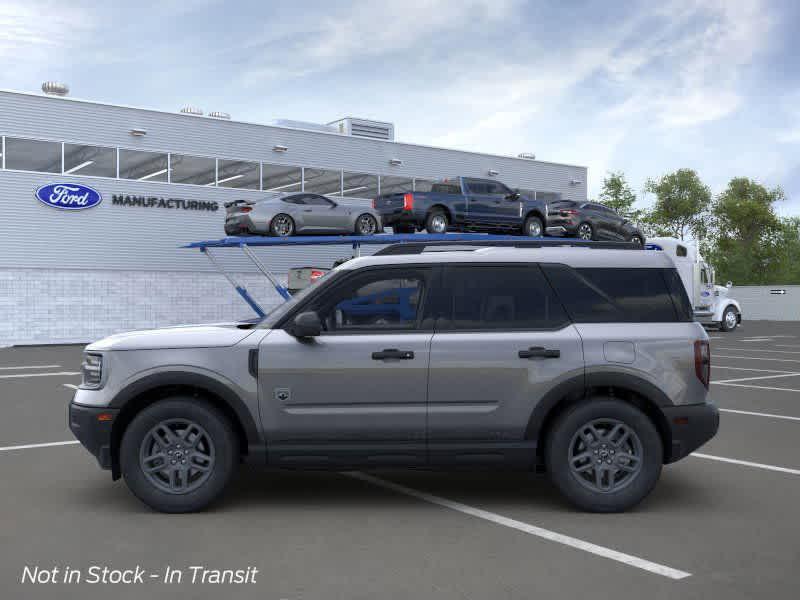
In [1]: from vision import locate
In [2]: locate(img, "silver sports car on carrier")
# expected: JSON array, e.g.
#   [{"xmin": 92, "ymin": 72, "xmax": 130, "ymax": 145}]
[{"xmin": 224, "ymin": 192, "xmax": 383, "ymax": 237}]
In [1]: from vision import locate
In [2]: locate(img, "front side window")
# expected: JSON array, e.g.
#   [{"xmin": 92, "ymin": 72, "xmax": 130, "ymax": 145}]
[
  {"xmin": 439, "ymin": 265, "xmax": 568, "ymax": 330},
  {"xmin": 305, "ymin": 194, "xmax": 335, "ymax": 206},
  {"xmin": 4, "ymin": 137, "xmax": 61, "ymax": 173},
  {"xmin": 307, "ymin": 269, "xmax": 429, "ymax": 332},
  {"xmin": 543, "ymin": 265, "xmax": 679, "ymax": 323}
]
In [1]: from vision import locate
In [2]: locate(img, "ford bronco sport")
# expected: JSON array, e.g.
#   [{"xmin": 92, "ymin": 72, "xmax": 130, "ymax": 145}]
[{"xmin": 69, "ymin": 243, "xmax": 718, "ymax": 513}]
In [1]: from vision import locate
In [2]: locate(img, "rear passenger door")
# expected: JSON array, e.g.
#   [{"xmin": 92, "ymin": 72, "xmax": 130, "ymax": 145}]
[{"xmin": 426, "ymin": 264, "xmax": 584, "ymax": 465}]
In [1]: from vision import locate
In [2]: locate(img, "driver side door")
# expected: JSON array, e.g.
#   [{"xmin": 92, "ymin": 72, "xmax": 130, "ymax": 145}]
[{"xmin": 258, "ymin": 266, "xmax": 436, "ymax": 466}]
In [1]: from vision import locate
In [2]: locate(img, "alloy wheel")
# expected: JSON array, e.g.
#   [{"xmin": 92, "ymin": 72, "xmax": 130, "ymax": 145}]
[
  {"xmin": 429, "ymin": 215, "xmax": 447, "ymax": 233},
  {"xmin": 568, "ymin": 419, "xmax": 643, "ymax": 493},
  {"xmin": 357, "ymin": 214, "xmax": 377, "ymax": 235},
  {"xmin": 725, "ymin": 309, "xmax": 737, "ymax": 329},
  {"xmin": 578, "ymin": 224, "xmax": 593, "ymax": 240},
  {"xmin": 272, "ymin": 215, "xmax": 293, "ymax": 236},
  {"xmin": 139, "ymin": 419, "xmax": 216, "ymax": 494},
  {"xmin": 527, "ymin": 219, "xmax": 542, "ymax": 237}
]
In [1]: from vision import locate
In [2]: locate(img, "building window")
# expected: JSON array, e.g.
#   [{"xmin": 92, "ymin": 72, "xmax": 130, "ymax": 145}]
[
  {"xmin": 262, "ymin": 163, "xmax": 302, "ymax": 192},
  {"xmin": 413, "ymin": 178, "xmax": 436, "ymax": 192},
  {"xmin": 379, "ymin": 176, "xmax": 413, "ymax": 196},
  {"xmin": 304, "ymin": 167, "xmax": 342, "ymax": 196},
  {"xmin": 341, "ymin": 171, "xmax": 379, "ymax": 199},
  {"xmin": 63, "ymin": 143, "xmax": 117, "ymax": 177},
  {"xmin": 170, "ymin": 154, "xmax": 216, "ymax": 186},
  {"xmin": 217, "ymin": 159, "xmax": 260, "ymax": 189},
  {"xmin": 4, "ymin": 137, "xmax": 61, "ymax": 173},
  {"xmin": 119, "ymin": 149, "xmax": 169, "ymax": 182}
]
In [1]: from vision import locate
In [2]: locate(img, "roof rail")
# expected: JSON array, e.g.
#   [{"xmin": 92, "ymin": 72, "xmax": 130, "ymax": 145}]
[{"xmin": 373, "ymin": 239, "xmax": 643, "ymax": 256}]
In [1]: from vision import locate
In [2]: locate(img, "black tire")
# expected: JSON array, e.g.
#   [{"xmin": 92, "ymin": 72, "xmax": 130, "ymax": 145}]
[
  {"xmin": 354, "ymin": 213, "xmax": 379, "ymax": 235},
  {"xmin": 269, "ymin": 213, "xmax": 295, "ymax": 237},
  {"xmin": 720, "ymin": 306, "xmax": 738, "ymax": 332},
  {"xmin": 576, "ymin": 222, "xmax": 594, "ymax": 240},
  {"xmin": 523, "ymin": 215, "xmax": 544, "ymax": 237},
  {"xmin": 392, "ymin": 224, "xmax": 416, "ymax": 234},
  {"xmin": 425, "ymin": 209, "xmax": 449, "ymax": 234},
  {"xmin": 545, "ymin": 398, "xmax": 663, "ymax": 512},
  {"xmin": 120, "ymin": 397, "xmax": 238, "ymax": 513},
  {"xmin": 628, "ymin": 234, "xmax": 644, "ymax": 246}
]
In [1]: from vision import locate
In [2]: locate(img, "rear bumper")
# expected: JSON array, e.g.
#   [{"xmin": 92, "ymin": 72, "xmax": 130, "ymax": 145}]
[
  {"xmin": 68, "ymin": 400, "xmax": 119, "ymax": 470},
  {"xmin": 662, "ymin": 402, "xmax": 719, "ymax": 463},
  {"xmin": 379, "ymin": 209, "xmax": 422, "ymax": 226},
  {"xmin": 545, "ymin": 221, "xmax": 578, "ymax": 236}
]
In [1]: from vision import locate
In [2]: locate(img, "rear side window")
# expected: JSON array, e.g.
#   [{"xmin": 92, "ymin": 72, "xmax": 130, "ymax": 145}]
[
  {"xmin": 430, "ymin": 183, "xmax": 462, "ymax": 194},
  {"xmin": 438, "ymin": 265, "xmax": 569, "ymax": 330},
  {"xmin": 542, "ymin": 265, "xmax": 680, "ymax": 323},
  {"xmin": 663, "ymin": 268, "xmax": 693, "ymax": 322}
]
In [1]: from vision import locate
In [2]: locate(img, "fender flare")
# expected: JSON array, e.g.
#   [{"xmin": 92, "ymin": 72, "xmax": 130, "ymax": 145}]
[
  {"xmin": 525, "ymin": 371, "xmax": 673, "ymax": 442},
  {"xmin": 109, "ymin": 371, "xmax": 263, "ymax": 449}
]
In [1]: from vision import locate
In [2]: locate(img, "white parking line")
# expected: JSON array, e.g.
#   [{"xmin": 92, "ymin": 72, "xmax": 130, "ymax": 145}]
[
  {"xmin": 713, "ymin": 382, "xmax": 800, "ymax": 393},
  {"xmin": 772, "ymin": 344, "xmax": 800, "ymax": 349},
  {"xmin": 713, "ymin": 373, "xmax": 800, "ymax": 384},
  {"xmin": 62, "ymin": 383, "xmax": 78, "ymax": 390},
  {"xmin": 712, "ymin": 366, "xmax": 796, "ymax": 374},
  {"xmin": 0, "ymin": 371, "xmax": 80, "ymax": 379},
  {"xmin": 0, "ymin": 364, "xmax": 61, "ymax": 371},
  {"xmin": 0, "ymin": 440, "xmax": 80, "ymax": 452},
  {"xmin": 347, "ymin": 472, "xmax": 691, "ymax": 580},
  {"xmin": 716, "ymin": 347, "xmax": 800, "ymax": 355},
  {"xmin": 692, "ymin": 453, "xmax": 800, "ymax": 476},
  {"xmin": 719, "ymin": 408, "xmax": 800, "ymax": 422},
  {"xmin": 714, "ymin": 355, "xmax": 800, "ymax": 364}
]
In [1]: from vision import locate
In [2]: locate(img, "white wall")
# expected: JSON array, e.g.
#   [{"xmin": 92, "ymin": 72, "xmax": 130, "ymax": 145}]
[{"xmin": 728, "ymin": 285, "xmax": 800, "ymax": 321}]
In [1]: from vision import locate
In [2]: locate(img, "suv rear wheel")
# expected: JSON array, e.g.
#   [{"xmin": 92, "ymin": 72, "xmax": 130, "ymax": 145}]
[
  {"xmin": 577, "ymin": 222, "xmax": 594, "ymax": 240},
  {"xmin": 545, "ymin": 398, "xmax": 662, "ymax": 512},
  {"xmin": 120, "ymin": 397, "xmax": 238, "ymax": 513}
]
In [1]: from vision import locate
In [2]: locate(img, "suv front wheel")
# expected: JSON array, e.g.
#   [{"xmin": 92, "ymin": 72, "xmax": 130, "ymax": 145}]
[
  {"xmin": 545, "ymin": 398, "xmax": 662, "ymax": 512},
  {"xmin": 120, "ymin": 397, "xmax": 238, "ymax": 513}
]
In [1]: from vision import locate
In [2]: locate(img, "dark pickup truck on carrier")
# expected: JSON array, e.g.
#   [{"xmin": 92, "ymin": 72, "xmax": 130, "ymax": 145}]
[{"xmin": 373, "ymin": 177, "xmax": 548, "ymax": 236}]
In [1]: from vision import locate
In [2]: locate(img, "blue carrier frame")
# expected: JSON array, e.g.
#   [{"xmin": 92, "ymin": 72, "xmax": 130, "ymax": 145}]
[{"xmin": 184, "ymin": 234, "xmax": 642, "ymax": 318}]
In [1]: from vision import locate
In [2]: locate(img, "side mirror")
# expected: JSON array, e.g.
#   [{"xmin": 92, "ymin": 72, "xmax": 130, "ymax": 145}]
[
  {"xmin": 289, "ymin": 311, "xmax": 322, "ymax": 338},
  {"xmin": 726, "ymin": 281, "xmax": 733, "ymax": 289},
  {"xmin": 506, "ymin": 190, "xmax": 521, "ymax": 201}
]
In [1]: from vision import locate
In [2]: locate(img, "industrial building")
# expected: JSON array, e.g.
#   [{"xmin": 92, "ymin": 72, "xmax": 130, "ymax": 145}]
[{"xmin": 0, "ymin": 85, "xmax": 588, "ymax": 344}]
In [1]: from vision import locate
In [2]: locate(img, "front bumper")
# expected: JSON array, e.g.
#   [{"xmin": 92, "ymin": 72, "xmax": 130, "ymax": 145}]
[
  {"xmin": 662, "ymin": 402, "xmax": 719, "ymax": 463},
  {"xmin": 68, "ymin": 400, "xmax": 119, "ymax": 470}
]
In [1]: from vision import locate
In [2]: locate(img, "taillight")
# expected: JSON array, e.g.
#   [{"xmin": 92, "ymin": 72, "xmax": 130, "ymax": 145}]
[
  {"xmin": 694, "ymin": 340, "xmax": 710, "ymax": 388},
  {"xmin": 372, "ymin": 198, "xmax": 376, "ymax": 209},
  {"xmin": 560, "ymin": 209, "xmax": 578, "ymax": 216},
  {"xmin": 310, "ymin": 270, "xmax": 325, "ymax": 282},
  {"xmin": 240, "ymin": 206, "xmax": 252, "ymax": 213},
  {"xmin": 403, "ymin": 193, "xmax": 414, "ymax": 211}
]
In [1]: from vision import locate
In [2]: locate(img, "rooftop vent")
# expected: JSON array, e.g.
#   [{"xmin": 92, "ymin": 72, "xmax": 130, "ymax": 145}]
[
  {"xmin": 41, "ymin": 81, "xmax": 69, "ymax": 96},
  {"xmin": 208, "ymin": 111, "xmax": 231, "ymax": 120},
  {"xmin": 328, "ymin": 117, "xmax": 395, "ymax": 141},
  {"xmin": 180, "ymin": 106, "xmax": 204, "ymax": 116},
  {"xmin": 517, "ymin": 152, "xmax": 536, "ymax": 160}
]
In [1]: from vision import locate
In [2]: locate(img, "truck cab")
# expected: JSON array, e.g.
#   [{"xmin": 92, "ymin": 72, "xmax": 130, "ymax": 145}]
[{"xmin": 648, "ymin": 237, "xmax": 742, "ymax": 331}]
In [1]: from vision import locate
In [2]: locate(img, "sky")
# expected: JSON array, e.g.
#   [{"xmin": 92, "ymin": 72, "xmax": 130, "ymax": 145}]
[{"xmin": 2, "ymin": 0, "xmax": 799, "ymax": 215}]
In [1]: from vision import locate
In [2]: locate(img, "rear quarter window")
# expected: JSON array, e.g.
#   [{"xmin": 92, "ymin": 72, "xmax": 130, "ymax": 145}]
[{"xmin": 542, "ymin": 265, "xmax": 682, "ymax": 323}]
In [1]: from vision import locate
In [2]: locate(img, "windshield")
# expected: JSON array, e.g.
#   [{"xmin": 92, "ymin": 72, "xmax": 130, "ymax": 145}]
[{"xmin": 258, "ymin": 269, "xmax": 345, "ymax": 328}]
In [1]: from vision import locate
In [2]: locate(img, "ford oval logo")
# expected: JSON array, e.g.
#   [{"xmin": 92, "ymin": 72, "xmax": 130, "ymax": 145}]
[{"xmin": 35, "ymin": 183, "xmax": 102, "ymax": 210}]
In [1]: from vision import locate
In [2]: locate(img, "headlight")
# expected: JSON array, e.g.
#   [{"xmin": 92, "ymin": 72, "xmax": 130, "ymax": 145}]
[{"xmin": 81, "ymin": 353, "xmax": 104, "ymax": 389}]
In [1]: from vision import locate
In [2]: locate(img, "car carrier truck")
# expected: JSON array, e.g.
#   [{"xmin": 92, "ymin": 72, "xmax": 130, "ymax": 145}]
[{"xmin": 648, "ymin": 237, "xmax": 742, "ymax": 331}]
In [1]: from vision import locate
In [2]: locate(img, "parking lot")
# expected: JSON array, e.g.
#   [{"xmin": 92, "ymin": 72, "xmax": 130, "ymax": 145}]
[{"xmin": 1, "ymin": 321, "xmax": 799, "ymax": 599}]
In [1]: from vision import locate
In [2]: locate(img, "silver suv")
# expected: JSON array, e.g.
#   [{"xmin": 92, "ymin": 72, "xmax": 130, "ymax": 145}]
[{"xmin": 69, "ymin": 244, "xmax": 718, "ymax": 513}]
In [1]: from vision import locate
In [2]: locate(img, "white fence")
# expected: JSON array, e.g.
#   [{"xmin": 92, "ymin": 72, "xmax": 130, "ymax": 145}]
[{"xmin": 731, "ymin": 285, "xmax": 800, "ymax": 321}]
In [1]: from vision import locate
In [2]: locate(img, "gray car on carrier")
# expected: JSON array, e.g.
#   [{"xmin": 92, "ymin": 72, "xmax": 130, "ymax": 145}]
[
  {"xmin": 69, "ymin": 243, "xmax": 718, "ymax": 513},
  {"xmin": 224, "ymin": 192, "xmax": 382, "ymax": 237}
]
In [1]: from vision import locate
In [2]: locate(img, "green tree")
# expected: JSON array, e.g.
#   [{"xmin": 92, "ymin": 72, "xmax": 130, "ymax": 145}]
[
  {"xmin": 643, "ymin": 169, "xmax": 712, "ymax": 240},
  {"xmin": 706, "ymin": 178, "xmax": 786, "ymax": 284},
  {"xmin": 598, "ymin": 171, "xmax": 639, "ymax": 219}
]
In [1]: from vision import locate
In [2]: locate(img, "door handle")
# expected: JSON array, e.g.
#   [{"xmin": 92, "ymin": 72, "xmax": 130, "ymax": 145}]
[
  {"xmin": 518, "ymin": 346, "xmax": 560, "ymax": 359},
  {"xmin": 372, "ymin": 348, "xmax": 415, "ymax": 360},
  {"xmin": 303, "ymin": 209, "xmax": 313, "ymax": 212}
]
